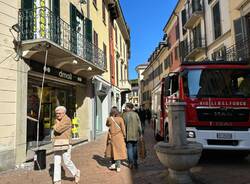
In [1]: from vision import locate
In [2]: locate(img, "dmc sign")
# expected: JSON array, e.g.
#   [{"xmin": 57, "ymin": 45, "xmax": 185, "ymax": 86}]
[{"xmin": 59, "ymin": 71, "xmax": 72, "ymax": 80}]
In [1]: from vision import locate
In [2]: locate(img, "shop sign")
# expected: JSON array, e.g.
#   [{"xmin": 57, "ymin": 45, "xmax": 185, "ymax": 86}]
[{"xmin": 30, "ymin": 61, "xmax": 86, "ymax": 84}]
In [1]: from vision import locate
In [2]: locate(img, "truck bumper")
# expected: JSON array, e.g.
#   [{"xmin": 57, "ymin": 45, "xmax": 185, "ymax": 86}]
[{"xmin": 186, "ymin": 127, "xmax": 250, "ymax": 150}]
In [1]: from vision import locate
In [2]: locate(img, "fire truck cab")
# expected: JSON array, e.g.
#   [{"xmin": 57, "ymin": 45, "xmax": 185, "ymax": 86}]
[{"xmin": 153, "ymin": 61, "xmax": 250, "ymax": 151}]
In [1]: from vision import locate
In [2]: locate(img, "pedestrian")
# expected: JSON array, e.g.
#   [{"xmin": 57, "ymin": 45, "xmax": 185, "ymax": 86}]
[
  {"xmin": 137, "ymin": 105, "xmax": 146, "ymax": 134},
  {"xmin": 123, "ymin": 103, "xmax": 143, "ymax": 169},
  {"xmin": 53, "ymin": 106, "xmax": 80, "ymax": 184},
  {"xmin": 105, "ymin": 106, "xmax": 127, "ymax": 172}
]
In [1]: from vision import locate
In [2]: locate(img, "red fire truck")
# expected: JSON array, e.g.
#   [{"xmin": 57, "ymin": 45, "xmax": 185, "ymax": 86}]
[{"xmin": 152, "ymin": 61, "xmax": 250, "ymax": 151}]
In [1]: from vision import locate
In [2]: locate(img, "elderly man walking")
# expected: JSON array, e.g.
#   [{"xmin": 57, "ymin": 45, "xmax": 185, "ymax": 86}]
[
  {"xmin": 53, "ymin": 106, "xmax": 80, "ymax": 184},
  {"xmin": 122, "ymin": 103, "xmax": 143, "ymax": 169}
]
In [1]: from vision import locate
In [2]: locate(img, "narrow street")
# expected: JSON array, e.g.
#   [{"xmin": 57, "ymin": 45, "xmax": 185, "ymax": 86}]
[
  {"xmin": 1, "ymin": 123, "xmax": 250, "ymax": 184},
  {"xmin": 0, "ymin": 123, "xmax": 166, "ymax": 184}
]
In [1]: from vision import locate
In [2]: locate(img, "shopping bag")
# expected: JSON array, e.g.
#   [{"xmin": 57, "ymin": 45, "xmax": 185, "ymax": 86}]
[
  {"xmin": 104, "ymin": 133, "xmax": 113, "ymax": 158},
  {"xmin": 138, "ymin": 137, "xmax": 146, "ymax": 159}
]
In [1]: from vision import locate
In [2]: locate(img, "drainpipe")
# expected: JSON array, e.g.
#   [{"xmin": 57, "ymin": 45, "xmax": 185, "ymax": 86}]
[{"xmin": 202, "ymin": 0, "xmax": 208, "ymax": 59}]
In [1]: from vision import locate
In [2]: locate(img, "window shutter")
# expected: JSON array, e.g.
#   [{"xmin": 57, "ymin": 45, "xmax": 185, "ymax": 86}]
[
  {"xmin": 70, "ymin": 3, "xmax": 77, "ymax": 53},
  {"xmin": 234, "ymin": 17, "xmax": 245, "ymax": 59},
  {"xmin": 85, "ymin": 18, "xmax": 92, "ymax": 43},
  {"xmin": 85, "ymin": 18, "xmax": 92, "ymax": 61},
  {"xmin": 53, "ymin": 0, "xmax": 60, "ymax": 44},
  {"xmin": 22, "ymin": 0, "xmax": 33, "ymax": 9},
  {"xmin": 234, "ymin": 18, "xmax": 244, "ymax": 43}
]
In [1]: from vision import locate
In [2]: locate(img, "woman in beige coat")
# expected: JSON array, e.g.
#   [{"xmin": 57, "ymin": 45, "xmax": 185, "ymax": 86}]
[{"xmin": 105, "ymin": 106, "xmax": 127, "ymax": 172}]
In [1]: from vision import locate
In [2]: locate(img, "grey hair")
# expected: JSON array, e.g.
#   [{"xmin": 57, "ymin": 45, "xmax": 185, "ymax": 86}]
[{"xmin": 55, "ymin": 106, "xmax": 67, "ymax": 113}]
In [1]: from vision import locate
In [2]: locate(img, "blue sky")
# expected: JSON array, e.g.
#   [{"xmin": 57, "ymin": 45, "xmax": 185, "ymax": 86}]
[{"xmin": 120, "ymin": 0, "xmax": 178, "ymax": 80}]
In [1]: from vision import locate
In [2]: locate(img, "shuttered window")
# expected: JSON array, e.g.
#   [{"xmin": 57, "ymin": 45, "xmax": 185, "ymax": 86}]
[{"xmin": 212, "ymin": 2, "xmax": 221, "ymax": 39}]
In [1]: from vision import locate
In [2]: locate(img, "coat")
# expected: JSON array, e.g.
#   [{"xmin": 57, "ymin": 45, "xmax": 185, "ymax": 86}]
[
  {"xmin": 122, "ymin": 111, "xmax": 142, "ymax": 141},
  {"xmin": 53, "ymin": 115, "xmax": 72, "ymax": 145},
  {"xmin": 105, "ymin": 116, "xmax": 127, "ymax": 160}
]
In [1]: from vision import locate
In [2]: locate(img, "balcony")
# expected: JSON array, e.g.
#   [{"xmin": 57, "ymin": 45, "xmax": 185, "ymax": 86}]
[
  {"xmin": 119, "ymin": 80, "xmax": 131, "ymax": 93},
  {"xmin": 214, "ymin": 37, "xmax": 250, "ymax": 62},
  {"xmin": 18, "ymin": 7, "xmax": 106, "ymax": 78},
  {"xmin": 184, "ymin": 37, "xmax": 206, "ymax": 60},
  {"xmin": 184, "ymin": 0, "xmax": 203, "ymax": 29}
]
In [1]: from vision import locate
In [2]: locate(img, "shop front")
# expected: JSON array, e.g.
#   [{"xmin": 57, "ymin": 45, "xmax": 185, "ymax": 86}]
[
  {"xmin": 92, "ymin": 77, "xmax": 111, "ymax": 138},
  {"xmin": 26, "ymin": 61, "xmax": 86, "ymax": 150}
]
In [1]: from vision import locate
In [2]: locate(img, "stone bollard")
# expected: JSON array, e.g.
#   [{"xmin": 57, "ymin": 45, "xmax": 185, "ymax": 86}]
[{"xmin": 155, "ymin": 101, "xmax": 202, "ymax": 184}]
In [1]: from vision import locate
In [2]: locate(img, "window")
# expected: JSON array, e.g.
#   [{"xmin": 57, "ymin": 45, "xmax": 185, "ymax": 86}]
[
  {"xmin": 176, "ymin": 21, "xmax": 180, "ymax": 40},
  {"xmin": 120, "ymin": 63, "xmax": 123, "ymax": 82},
  {"xmin": 103, "ymin": 43, "xmax": 107, "ymax": 64},
  {"xmin": 93, "ymin": 31, "xmax": 98, "ymax": 60},
  {"xmin": 164, "ymin": 56, "xmax": 170, "ymax": 69},
  {"xmin": 181, "ymin": 9, "xmax": 187, "ymax": 35},
  {"xmin": 212, "ymin": 2, "xmax": 221, "ymax": 39},
  {"xmin": 102, "ymin": 0, "xmax": 106, "ymax": 24},
  {"xmin": 211, "ymin": 46, "xmax": 226, "ymax": 60},
  {"xmin": 93, "ymin": 30, "xmax": 98, "ymax": 47}
]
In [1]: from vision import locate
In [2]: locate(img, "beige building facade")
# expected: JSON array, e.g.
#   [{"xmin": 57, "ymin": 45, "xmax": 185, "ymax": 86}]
[{"xmin": 0, "ymin": 0, "xmax": 130, "ymax": 171}]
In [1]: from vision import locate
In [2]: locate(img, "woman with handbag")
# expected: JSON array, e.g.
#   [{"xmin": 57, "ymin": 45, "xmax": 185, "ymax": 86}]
[
  {"xmin": 105, "ymin": 106, "xmax": 127, "ymax": 172},
  {"xmin": 53, "ymin": 106, "xmax": 80, "ymax": 184}
]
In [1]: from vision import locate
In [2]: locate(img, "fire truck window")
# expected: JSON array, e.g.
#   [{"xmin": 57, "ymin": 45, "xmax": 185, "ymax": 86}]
[
  {"xmin": 238, "ymin": 76, "xmax": 250, "ymax": 97},
  {"xmin": 188, "ymin": 70, "xmax": 202, "ymax": 96}
]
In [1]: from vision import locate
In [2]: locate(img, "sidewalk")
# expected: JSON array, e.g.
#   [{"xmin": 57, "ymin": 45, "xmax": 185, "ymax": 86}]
[{"xmin": 0, "ymin": 124, "xmax": 167, "ymax": 184}]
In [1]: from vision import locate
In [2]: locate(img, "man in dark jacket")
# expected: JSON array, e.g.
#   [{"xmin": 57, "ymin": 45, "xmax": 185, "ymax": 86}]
[
  {"xmin": 122, "ymin": 103, "xmax": 142, "ymax": 169},
  {"xmin": 137, "ymin": 105, "xmax": 146, "ymax": 134}
]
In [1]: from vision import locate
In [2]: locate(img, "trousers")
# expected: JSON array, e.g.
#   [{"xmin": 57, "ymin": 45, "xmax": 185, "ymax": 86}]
[{"xmin": 53, "ymin": 145, "xmax": 78, "ymax": 182}]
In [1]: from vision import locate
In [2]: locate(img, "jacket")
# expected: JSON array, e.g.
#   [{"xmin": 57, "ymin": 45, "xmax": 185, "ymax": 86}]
[
  {"xmin": 122, "ymin": 111, "xmax": 142, "ymax": 141},
  {"xmin": 53, "ymin": 115, "xmax": 72, "ymax": 144}
]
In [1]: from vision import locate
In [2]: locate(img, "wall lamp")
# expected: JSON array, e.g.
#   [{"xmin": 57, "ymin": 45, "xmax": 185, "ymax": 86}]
[
  {"xmin": 12, "ymin": 24, "xmax": 20, "ymax": 33},
  {"xmin": 9, "ymin": 23, "xmax": 22, "ymax": 61}
]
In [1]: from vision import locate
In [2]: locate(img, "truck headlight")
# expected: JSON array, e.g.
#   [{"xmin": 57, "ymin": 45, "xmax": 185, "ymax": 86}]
[{"xmin": 187, "ymin": 131, "xmax": 196, "ymax": 138}]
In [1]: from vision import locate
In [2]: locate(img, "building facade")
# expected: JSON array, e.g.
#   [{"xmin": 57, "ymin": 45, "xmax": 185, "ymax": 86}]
[
  {"xmin": 138, "ymin": 0, "xmax": 250, "ymax": 112},
  {"xmin": 128, "ymin": 79, "xmax": 139, "ymax": 109},
  {"xmin": 135, "ymin": 63, "xmax": 148, "ymax": 106},
  {"xmin": 0, "ymin": 0, "xmax": 130, "ymax": 170}
]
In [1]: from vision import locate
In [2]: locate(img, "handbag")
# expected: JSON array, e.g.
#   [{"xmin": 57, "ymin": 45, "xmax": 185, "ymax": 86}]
[
  {"xmin": 138, "ymin": 137, "xmax": 146, "ymax": 159},
  {"xmin": 53, "ymin": 139, "xmax": 70, "ymax": 151},
  {"xmin": 104, "ymin": 132, "xmax": 113, "ymax": 158}
]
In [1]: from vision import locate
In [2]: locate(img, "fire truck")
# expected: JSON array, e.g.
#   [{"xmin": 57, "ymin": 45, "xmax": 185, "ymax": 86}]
[{"xmin": 152, "ymin": 61, "xmax": 250, "ymax": 152}]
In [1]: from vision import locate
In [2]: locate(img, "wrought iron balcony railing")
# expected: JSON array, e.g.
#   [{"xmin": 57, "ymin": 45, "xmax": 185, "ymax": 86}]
[
  {"xmin": 180, "ymin": 37, "xmax": 206, "ymax": 60},
  {"xmin": 186, "ymin": 0, "xmax": 203, "ymax": 20},
  {"xmin": 184, "ymin": 0, "xmax": 203, "ymax": 29},
  {"xmin": 225, "ymin": 37, "xmax": 250, "ymax": 61},
  {"xmin": 18, "ymin": 7, "xmax": 106, "ymax": 70}
]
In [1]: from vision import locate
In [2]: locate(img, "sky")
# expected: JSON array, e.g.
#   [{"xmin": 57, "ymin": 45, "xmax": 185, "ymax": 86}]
[{"xmin": 119, "ymin": 0, "xmax": 178, "ymax": 80}]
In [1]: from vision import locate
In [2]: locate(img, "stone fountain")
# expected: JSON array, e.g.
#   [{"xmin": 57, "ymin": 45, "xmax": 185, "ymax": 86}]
[{"xmin": 155, "ymin": 102, "xmax": 203, "ymax": 184}]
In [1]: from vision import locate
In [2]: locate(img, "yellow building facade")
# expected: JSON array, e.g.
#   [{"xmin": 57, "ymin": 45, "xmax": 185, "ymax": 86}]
[{"xmin": 0, "ymin": 0, "xmax": 130, "ymax": 170}]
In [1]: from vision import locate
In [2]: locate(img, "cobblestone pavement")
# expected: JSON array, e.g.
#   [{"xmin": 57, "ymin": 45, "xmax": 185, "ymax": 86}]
[{"xmin": 1, "ymin": 123, "xmax": 250, "ymax": 184}]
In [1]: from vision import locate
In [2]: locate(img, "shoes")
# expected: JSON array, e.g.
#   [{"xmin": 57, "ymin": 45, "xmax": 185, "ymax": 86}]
[
  {"xmin": 54, "ymin": 181, "xmax": 61, "ymax": 184},
  {"xmin": 109, "ymin": 163, "xmax": 116, "ymax": 170},
  {"xmin": 75, "ymin": 169, "xmax": 80, "ymax": 184},
  {"xmin": 128, "ymin": 163, "xmax": 133, "ymax": 169},
  {"xmin": 116, "ymin": 167, "xmax": 121, "ymax": 172}
]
